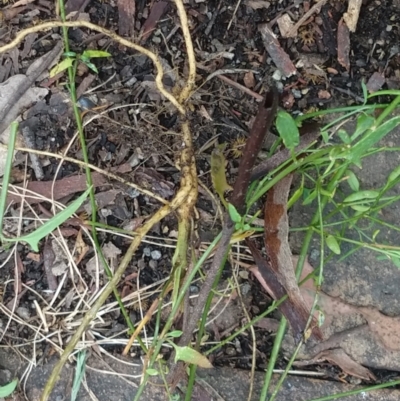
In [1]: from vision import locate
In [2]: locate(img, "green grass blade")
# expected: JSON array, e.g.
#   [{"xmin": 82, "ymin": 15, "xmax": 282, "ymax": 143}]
[
  {"xmin": 3, "ymin": 187, "xmax": 92, "ymax": 252},
  {"xmin": 350, "ymin": 116, "xmax": 400, "ymax": 162},
  {"xmin": 0, "ymin": 122, "xmax": 19, "ymax": 240},
  {"xmin": 71, "ymin": 351, "xmax": 87, "ymax": 401}
]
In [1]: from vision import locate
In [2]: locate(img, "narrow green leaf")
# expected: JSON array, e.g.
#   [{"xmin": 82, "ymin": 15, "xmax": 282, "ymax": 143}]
[
  {"xmin": 326, "ymin": 235, "xmax": 341, "ymax": 255},
  {"xmin": 0, "ymin": 122, "xmax": 18, "ymax": 238},
  {"xmin": 146, "ymin": 368, "xmax": 159, "ymax": 376},
  {"xmin": 84, "ymin": 61, "xmax": 99, "ymax": 74},
  {"xmin": 351, "ymin": 113, "xmax": 375, "ymax": 141},
  {"xmin": 4, "ymin": 187, "xmax": 92, "ymax": 252},
  {"xmin": 167, "ymin": 330, "xmax": 183, "ymax": 338},
  {"xmin": 319, "ymin": 188, "xmax": 335, "ymax": 198},
  {"xmin": 350, "ymin": 204, "xmax": 370, "ymax": 212},
  {"xmin": 71, "ymin": 351, "xmax": 87, "ymax": 401},
  {"xmin": 276, "ymin": 110, "xmax": 300, "ymax": 151},
  {"xmin": 388, "ymin": 165, "xmax": 400, "ymax": 184},
  {"xmin": 343, "ymin": 190, "xmax": 379, "ymax": 203},
  {"xmin": 361, "ymin": 80, "xmax": 368, "ymax": 104},
  {"xmin": 321, "ymin": 130, "xmax": 329, "ymax": 143},
  {"xmin": 63, "ymin": 51, "xmax": 77, "ymax": 57},
  {"xmin": 287, "ymin": 176, "xmax": 303, "ymax": 210},
  {"xmin": 350, "ymin": 116, "xmax": 400, "ymax": 161},
  {"xmin": 390, "ymin": 256, "xmax": 400, "ymax": 268},
  {"xmin": 302, "ymin": 189, "xmax": 317, "ymax": 205},
  {"xmin": 50, "ymin": 58, "xmax": 74, "ymax": 77},
  {"xmin": 82, "ymin": 50, "xmax": 111, "ymax": 58},
  {"xmin": 174, "ymin": 345, "xmax": 213, "ymax": 368},
  {"xmin": 0, "ymin": 379, "xmax": 18, "ymax": 397},
  {"xmin": 345, "ymin": 170, "xmax": 360, "ymax": 192},
  {"xmin": 338, "ymin": 129, "xmax": 351, "ymax": 144},
  {"xmin": 228, "ymin": 203, "xmax": 241, "ymax": 223}
]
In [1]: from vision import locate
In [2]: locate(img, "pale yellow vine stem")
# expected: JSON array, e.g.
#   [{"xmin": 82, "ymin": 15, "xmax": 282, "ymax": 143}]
[
  {"xmin": 0, "ymin": 20, "xmax": 185, "ymax": 115},
  {"xmin": 173, "ymin": 0, "xmax": 196, "ymax": 103}
]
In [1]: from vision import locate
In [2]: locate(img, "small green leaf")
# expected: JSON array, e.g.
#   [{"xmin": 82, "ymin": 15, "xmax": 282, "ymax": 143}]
[
  {"xmin": 63, "ymin": 51, "xmax": 77, "ymax": 57},
  {"xmin": 388, "ymin": 165, "xmax": 400, "ymax": 184},
  {"xmin": 350, "ymin": 116, "xmax": 400, "ymax": 161},
  {"xmin": 345, "ymin": 170, "xmax": 360, "ymax": 192},
  {"xmin": 146, "ymin": 368, "xmax": 159, "ymax": 376},
  {"xmin": 228, "ymin": 203, "xmax": 241, "ymax": 223},
  {"xmin": 338, "ymin": 129, "xmax": 351, "ymax": 144},
  {"xmin": 50, "ymin": 58, "xmax": 74, "ymax": 77},
  {"xmin": 321, "ymin": 130, "xmax": 329, "ymax": 143},
  {"xmin": 302, "ymin": 189, "xmax": 317, "ymax": 205},
  {"xmin": 390, "ymin": 256, "xmax": 400, "ymax": 268},
  {"xmin": 361, "ymin": 80, "xmax": 368, "ymax": 104},
  {"xmin": 174, "ymin": 345, "xmax": 213, "ymax": 368},
  {"xmin": 3, "ymin": 187, "xmax": 92, "ymax": 252},
  {"xmin": 276, "ymin": 110, "xmax": 300, "ymax": 151},
  {"xmin": 319, "ymin": 188, "xmax": 335, "ymax": 198},
  {"xmin": 82, "ymin": 50, "xmax": 111, "ymax": 58},
  {"xmin": 352, "ymin": 113, "xmax": 375, "ymax": 141},
  {"xmin": 0, "ymin": 379, "xmax": 18, "ymax": 397},
  {"xmin": 288, "ymin": 176, "xmax": 304, "ymax": 209},
  {"xmin": 326, "ymin": 235, "xmax": 341, "ymax": 255},
  {"xmin": 343, "ymin": 190, "xmax": 379, "ymax": 203},
  {"xmin": 372, "ymin": 230, "xmax": 380, "ymax": 241},
  {"xmin": 83, "ymin": 61, "xmax": 99, "ymax": 74},
  {"xmin": 350, "ymin": 205, "xmax": 370, "ymax": 212},
  {"xmin": 167, "ymin": 330, "xmax": 183, "ymax": 338}
]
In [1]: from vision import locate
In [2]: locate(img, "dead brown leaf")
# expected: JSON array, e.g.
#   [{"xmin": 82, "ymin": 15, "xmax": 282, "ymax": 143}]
[{"xmin": 296, "ymin": 348, "xmax": 376, "ymax": 381}]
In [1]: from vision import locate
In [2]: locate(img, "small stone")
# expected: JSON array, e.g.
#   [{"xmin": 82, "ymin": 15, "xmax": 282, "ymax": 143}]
[
  {"xmin": 149, "ymin": 260, "xmax": 158, "ymax": 269},
  {"xmin": 151, "ymin": 250, "xmax": 162, "ymax": 260},
  {"xmin": 16, "ymin": 307, "xmax": 30, "ymax": 320},
  {"xmin": 143, "ymin": 247, "xmax": 151, "ymax": 257},
  {"xmin": 291, "ymin": 89, "xmax": 302, "ymax": 99},
  {"xmin": 272, "ymin": 69, "xmax": 282, "ymax": 81}
]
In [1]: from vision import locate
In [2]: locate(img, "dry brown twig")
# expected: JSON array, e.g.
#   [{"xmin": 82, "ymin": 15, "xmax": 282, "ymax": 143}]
[{"xmin": 0, "ymin": 4, "xmax": 197, "ymax": 400}]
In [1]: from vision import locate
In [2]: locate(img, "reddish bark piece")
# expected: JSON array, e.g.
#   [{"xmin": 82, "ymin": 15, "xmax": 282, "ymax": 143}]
[
  {"xmin": 366, "ymin": 72, "xmax": 386, "ymax": 93},
  {"xmin": 118, "ymin": 0, "xmax": 135, "ymax": 37},
  {"xmin": 258, "ymin": 23, "xmax": 297, "ymax": 77},
  {"xmin": 140, "ymin": 1, "xmax": 168, "ymax": 43},
  {"xmin": 230, "ymin": 88, "xmax": 278, "ymax": 214},
  {"xmin": 337, "ymin": 19, "xmax": 351, "ymax": 71},
  {"xmin": 247, "ymin": 241, "xmax": 315, "ymax": 342},
  {"xmin": 263, "ymin": 175, "xmax": 323, "ymax": 341}
]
